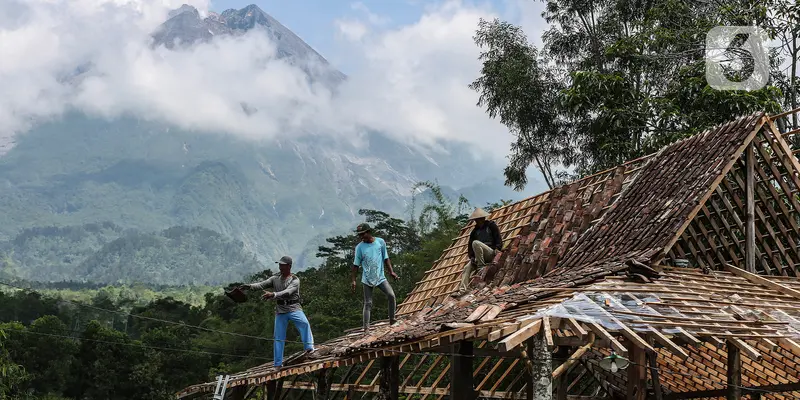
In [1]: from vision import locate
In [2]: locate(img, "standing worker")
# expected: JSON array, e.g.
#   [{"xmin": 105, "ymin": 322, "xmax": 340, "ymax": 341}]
[
  {"xmin": 351, "ymin": 223, "xmax": 400, "ymax": 334},
  {"xmin": 240, "ymin": 256, "xmax": 314, "ymax": 369},
  {"xmin": 456, "ymin": 208, "xmax": 503, "ymax": 295}
]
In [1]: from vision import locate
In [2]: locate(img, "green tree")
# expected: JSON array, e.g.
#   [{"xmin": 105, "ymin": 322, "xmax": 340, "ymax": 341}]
[
  {"xmin": 0, "ymin": 328, "xmax": 30, "ymax": 400},
  {"xmin": 471, "ymin": 0, "xmax": 785, "ymax": 187},
  {"xmin": 469, "ymin": 19, "xmax": 571, "ymax": 189},
  {"xmin": 16, "ymin": 316, "xmax": 78, "ymax": 396}
]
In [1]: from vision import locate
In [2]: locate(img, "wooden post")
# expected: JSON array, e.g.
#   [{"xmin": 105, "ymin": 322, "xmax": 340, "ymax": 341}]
[
  {"xmin": 627, "ymin": 344, "xmax": 647, "ymax": 400},
  {"xmin": 745, "ymin": 143, "xmax": 756, "ymax": 273},
  {"xmin": 647, "ymin": 338, "xmax": 664, "ymax": 400},
  {"xmin": 727, "ymin": 341, "xmax": 742, "ymax": 400},
  {"xmin": 316, "ymin": 368, "xmax": 333, "ymax": 400},
  {"xmin": 451, "ymin": 341, "xmax": 475, "ymax": 400},
  {"xmin": 227, "ymin": 386, "xmax": 247, "ymax": 400},
  {"xmin": 266, "ymin": 379, "xmax": 283, "ymax": 400},
  {"xmin": 554, "ymin": 345, "xmax": 571, "ymax": 400},
  {"xmin": 379, "ymin": 356, "xmax": 399, "ymax": 400},
  {"xmin": 529, "ymin": 332, "xmax": 553, "ymax": 400},
  {"xmin": 556, "ymin": 372, "xmax": 568, "ymax": 400},
  {"xmin": 526, "ymin": 337, "xmax": 535, "ymax": 400}
]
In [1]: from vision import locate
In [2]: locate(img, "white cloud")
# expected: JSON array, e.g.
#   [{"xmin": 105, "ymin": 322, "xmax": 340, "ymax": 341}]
[
  {"xmin": 335, "ymin": 19, "xmax": 369, "ymax": 42},
  {"xmin": 0, "ymin": 0, "xmax": 547, "ymax": 165},
  {"xmin": 350, "ymin": 1, "xmax": 390, "ymax": 26},
  {"xmin": 333, "ymin": 0, "xmax": 511, "ymax": 160}
]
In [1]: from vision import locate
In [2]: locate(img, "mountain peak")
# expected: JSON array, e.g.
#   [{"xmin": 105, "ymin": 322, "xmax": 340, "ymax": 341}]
[
  {"xmin": 168, "ymin": 4, "xmax": 199, "ymax": 19},
  {"xmin": 152, "ymin": 4, "xmax": 347, "ymax": 85},
  {"xmin": 242, "ymin": 4, "xmax": 266, "ymax": 14}
]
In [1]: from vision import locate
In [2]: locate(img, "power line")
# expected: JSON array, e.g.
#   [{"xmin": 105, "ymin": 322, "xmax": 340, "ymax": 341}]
[
  {"xmin": 0, "ymin": 280, "xmax": 790, "ymax": 395},
  {"xmin": 5, "ymin": 328, "xmax": 273, "ymax": 361}
]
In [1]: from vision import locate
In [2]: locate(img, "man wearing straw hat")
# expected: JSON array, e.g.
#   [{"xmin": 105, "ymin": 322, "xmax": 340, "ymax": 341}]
[{"xmin": 457, "ymin": 207, "xmax": 503, "ymax": 294}]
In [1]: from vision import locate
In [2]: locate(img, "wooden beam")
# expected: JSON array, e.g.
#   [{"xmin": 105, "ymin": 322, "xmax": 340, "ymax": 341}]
[
  {"xmin": 726, "ymin": 341, "xmax": 741, "ymax": 400},
  {"xmin": 586, "ymin": 322, "xmax": 628, "ymax": 357},
  {"xmin": 266, "ymin": 379, "xmax": 283, "ymax": 400},
  {"xmin": 662, "ymin": 116, "xmax": 766, "ymax": 253},
  {"xmin": 644, "ymin": 330, "xmax": 688, "ymax": 361},
  {"xmin": 489, "ymin": 322, "xmax": 521, "ymax": 342},
  {"xmin": 745, "ymin": 143, "xmax": 756, "ymax": 273},
  {"xmin": 664, "ymin": 382, "xmax": 800, "ymax": 399},
  {"xmin": 316, "ymin": 369, "xmax": 333, "ymax": 400},
  {"xmin": 724, "ymin": 264, "xmax": 800, "ymax": 300},
  {"xmin": 226, "ymin": 385, "xmax": 247, "ymax": 400},
  {"xmin": 778, "ymin": 338, "xmax": 800, "ymax": 357},
  {"xmin": 281, "ymin": 382, "xmax": 538, "ymax": 398},
  {"xmin": 583, "ymin": 296, "xmax": 654, "ymax": 354},
  {"xmin": 627, "ymin": 343, "xmax": 647, "ymax": 400},
  {"xmin": 565, "ymin": 318, "xmax": 587, "ymax": 339},
  {"xmin": 543, "ymin": 317, "xmax": 554, "ymax": 348},
  {"xmin": 556, "ymin": 369, "xmax": 568, "ymax": 400},
  {"xmin": 379, "ymin": 356, "xmax": 399, "ymax": 400},
  {"xmin": 552, "ymin": 333, "xmax": 594, "ymax": 379},
  {"xmin": 451, "ymin": 341, "xmax": 475, "ymax": 400},
  {"xmin": 497, "ymin": 319, "xmax": 542, "ymax": 352},
  {"xmin": 647, "ymin": 338, "xmax": 663, "ymax": 400}
]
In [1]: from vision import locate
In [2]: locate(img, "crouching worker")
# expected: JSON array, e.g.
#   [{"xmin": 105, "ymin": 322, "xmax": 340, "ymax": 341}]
[
  {"xmin": 240, "ymin": 256, "xmax": 314, "ymax": 369},
  {"xmin": 456, "ymin": 208, "xmax": 502, "ymax": 295}
]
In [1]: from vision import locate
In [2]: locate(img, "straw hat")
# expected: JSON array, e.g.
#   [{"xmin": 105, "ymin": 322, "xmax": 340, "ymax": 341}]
[{"xmin": 468, "ymin": 207, "xmax": 490, "ymax": 220}]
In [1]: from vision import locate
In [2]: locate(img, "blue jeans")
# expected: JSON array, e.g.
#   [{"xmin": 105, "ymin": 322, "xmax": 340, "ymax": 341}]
[{"xmin": 274, "ymin": 310, "xmax": 314, "ymax": 367}]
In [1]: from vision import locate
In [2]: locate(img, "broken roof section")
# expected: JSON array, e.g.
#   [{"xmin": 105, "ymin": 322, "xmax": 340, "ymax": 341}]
[
  {"xmin": 399, "ymin": 112, "xmax": 768, "ymax": 317},
  {"xmin": 178, "ymin": 111, "xmax": 800, "ymax": 399}
]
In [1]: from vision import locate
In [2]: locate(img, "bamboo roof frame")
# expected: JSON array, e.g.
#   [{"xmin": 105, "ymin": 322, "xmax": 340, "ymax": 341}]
[{"xmin": 177, "ymin": 110, "xmax": 800, "ymax": 400}]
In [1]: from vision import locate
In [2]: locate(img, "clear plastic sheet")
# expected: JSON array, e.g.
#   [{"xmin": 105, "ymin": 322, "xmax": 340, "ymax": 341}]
[{"xmin": 525, "ymin": 292, "xmax": 800, "ymax": 339}]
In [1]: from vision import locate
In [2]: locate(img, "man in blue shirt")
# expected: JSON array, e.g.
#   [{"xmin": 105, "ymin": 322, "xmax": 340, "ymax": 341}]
[{"xmin": 351, "ymin": 223, "xmax": 400, "ymax": 334}]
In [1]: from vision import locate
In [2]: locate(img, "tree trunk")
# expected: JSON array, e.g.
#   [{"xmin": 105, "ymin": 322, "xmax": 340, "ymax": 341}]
[{"xmin": 530, "ymin": 333, "xmax": 553, "ymax": 400}]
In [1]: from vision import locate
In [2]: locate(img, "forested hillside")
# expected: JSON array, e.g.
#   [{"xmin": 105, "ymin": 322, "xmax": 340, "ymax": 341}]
[
  {"xmin": 0, "ymin": 188, "xmax": 492, "ymax": 400},
  {"xmin": 0, "ymin": 113, "xmax": 526, "ymax": 284}
]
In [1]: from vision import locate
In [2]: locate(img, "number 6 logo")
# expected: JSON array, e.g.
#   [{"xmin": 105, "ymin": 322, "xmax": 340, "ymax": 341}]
[{"xmin": 705, "ymin": 26, "xmax": 769, "ymax": 91}]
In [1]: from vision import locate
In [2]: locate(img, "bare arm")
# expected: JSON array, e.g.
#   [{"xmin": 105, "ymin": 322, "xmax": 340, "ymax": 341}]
[
  {"xmin": 384, "ymin": 258, "xmax": 398, "ymax": 279},
  {"xmin": 382, "ymin": 239, "xmax": 398, "ymax": 279},
  {"xmin": 351, "ymin": 265, "xmax": 359, "ymax": 292}
]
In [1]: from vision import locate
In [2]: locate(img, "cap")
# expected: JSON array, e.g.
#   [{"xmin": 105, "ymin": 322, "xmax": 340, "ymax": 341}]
[
  {"xmin": 275, "ymin": 255, "xmax": 293, "ymax": 265},
  {"xmin": 355, "ymin": 223, "xmax": 372, "ymax": 234}
]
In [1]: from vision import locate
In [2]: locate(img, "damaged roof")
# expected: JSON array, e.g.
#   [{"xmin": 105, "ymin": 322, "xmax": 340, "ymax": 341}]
[{"xmin": 178, "ymin": 111, "xmax": 800, "ymax": 399}]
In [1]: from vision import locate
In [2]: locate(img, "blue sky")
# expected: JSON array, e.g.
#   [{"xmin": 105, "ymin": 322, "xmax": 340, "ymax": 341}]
[{"xmin": 209, "ymin": 0, "xmax": 543, "ymax": 74}]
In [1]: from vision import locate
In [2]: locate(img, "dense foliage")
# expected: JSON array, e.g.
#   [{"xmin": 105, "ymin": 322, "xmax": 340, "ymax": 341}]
[
  {"xmin": 0, "ymin": 224, "xmax": 263, "ymax": 286},
  {"xmin": 0, "ymin": 186, "xmax": 506, "ymax": 400},
  {"xmin": 471, "ymin": 0, "xmax": 791, "ymax": 189}
]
